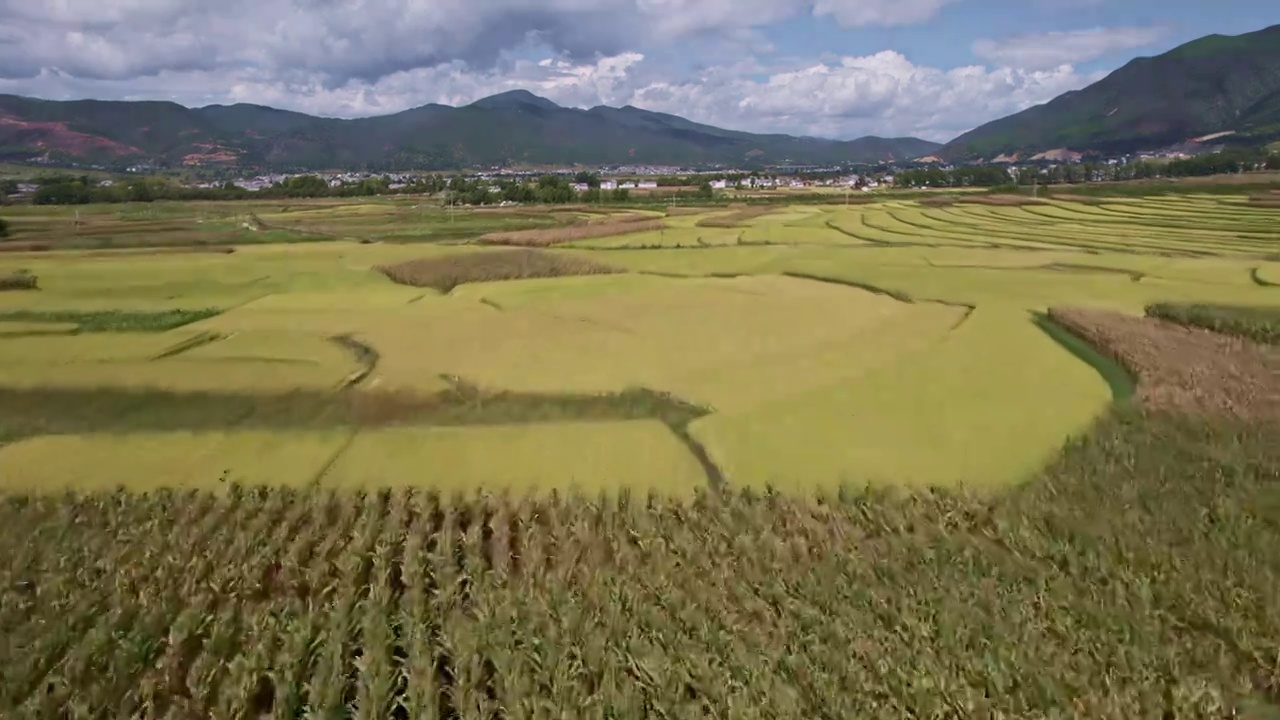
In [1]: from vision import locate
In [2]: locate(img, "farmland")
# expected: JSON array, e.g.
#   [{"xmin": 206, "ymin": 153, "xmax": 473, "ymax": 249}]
[
  {"xmin": 3, "ymin": 193, "xmax": 1280, "ymax": 487},
  {"xmin": 3, "ymin": 189, "xmax": 1280, "ymax": 714}
]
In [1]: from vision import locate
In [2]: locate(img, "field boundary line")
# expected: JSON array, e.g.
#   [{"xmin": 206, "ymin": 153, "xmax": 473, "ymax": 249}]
[
  {"xmin": 151, "ymin": 331, "xmax": 224, "ymax": 360},
  {"xmin": 1032, "ymin": 311, "xmax": 1137, "ymax": 402},
  {"xmin": 310, "ymin": 427, "xmax": 361, "ymax": 486}
]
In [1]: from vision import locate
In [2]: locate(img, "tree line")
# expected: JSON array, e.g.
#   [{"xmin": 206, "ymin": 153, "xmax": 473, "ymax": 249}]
[
  {"xmin": 894, "ymin": 149, "xmax": 1280, "ymax": 189},
  {"xmin": 10, "ymin": 172, "xmax": 724, "ymax": 207}
]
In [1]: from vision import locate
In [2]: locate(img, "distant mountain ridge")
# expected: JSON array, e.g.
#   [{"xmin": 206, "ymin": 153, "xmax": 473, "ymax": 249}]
[
  {"xmin": 942, "ymin": 24, "xmax": 1280, "ymax": 160},
  {"xmin": 0, "ymin": 90, "xmax": 940, "ymax": 171}
]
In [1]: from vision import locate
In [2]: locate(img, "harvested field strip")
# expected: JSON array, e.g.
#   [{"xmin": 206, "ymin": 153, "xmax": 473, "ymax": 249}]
[
  {"xmin": 477, "ymin": 218, "xmax": 666, "ymax": 247},
  {"xmin": 1048, "ymin": 307, "xmax": 1280, "ymax": 421},
  {"xmin": 376, "ymin": 249, "xmax": 621, "ymax": 293}
]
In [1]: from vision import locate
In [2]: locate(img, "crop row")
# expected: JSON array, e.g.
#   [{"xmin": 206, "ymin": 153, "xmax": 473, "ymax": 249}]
[{"xmin": 3, "ymin": 407, "xmax": 1279, "ymax": 718}]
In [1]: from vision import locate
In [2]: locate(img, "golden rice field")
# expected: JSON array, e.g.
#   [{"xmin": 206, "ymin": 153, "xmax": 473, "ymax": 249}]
[
  {"xmin": 1, "ymin": 192, "xmax": 1279, "ymax": 493},
  {"xmin": 5, "ymin": 190, "xmax": 1280, "ymax": 716}
]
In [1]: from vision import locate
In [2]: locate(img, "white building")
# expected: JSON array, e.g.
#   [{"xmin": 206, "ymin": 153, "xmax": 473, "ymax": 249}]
[{"xmin": 600, "ymin": 180, "xmax": 618, "ymax": 190}]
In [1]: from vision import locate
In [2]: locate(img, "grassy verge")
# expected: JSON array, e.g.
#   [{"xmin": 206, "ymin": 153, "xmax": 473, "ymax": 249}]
[
  {"xmin": 0, "ymin": 308, "xmax": 221, "ymax": 332},
  {"xmin": 1032, "ymin": 311, "xmax": 1137, "ymax": 401},
  {"xmin": 1146, "ymin": 302, "xmax": 1280, "ymax": 345},
  {"xmin": 0, "ymin": 383, "xmax": 721, "ymax": 484}
]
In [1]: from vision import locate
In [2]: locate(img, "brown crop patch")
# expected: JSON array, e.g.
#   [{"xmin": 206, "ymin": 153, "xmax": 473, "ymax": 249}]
[
  {"xmin": 476, "ymin": 216, "xmax": 664, "ymax": 247},
  {"xmin": 1049, "ymin": 307, "xmax": 1280, "ymax": 423},
  {"xmin": 0, "ymin": 270, "xmax": 38, "ymax": 291},
  {"xmin": 665, "ymin": 206, "xmax": 717, "ymax": 217},
  {"xmin": 375, "ymin": 248, "xmax": 621, "ymax": 292},
  {"xmin": 695, "ymin": 205, "xmax": 782, "ymax": 227}
]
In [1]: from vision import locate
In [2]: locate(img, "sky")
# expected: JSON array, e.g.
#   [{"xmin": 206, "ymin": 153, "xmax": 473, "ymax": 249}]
[{"xmin": 0, "ymin": 1, "xmax": 1275, "ymax": 142}]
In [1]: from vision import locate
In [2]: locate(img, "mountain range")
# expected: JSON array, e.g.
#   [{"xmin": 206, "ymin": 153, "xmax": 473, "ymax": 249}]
[
  {"xmin": 941, "ymin": 23, "xmax": 1280, "ymax": 161},
  {"xmin": 0, "ymin": 90, "xmax": 939, "ymax": 171},
  {"xmin": 2, "ymin": 23, "xmax": 1279, "ymax": 171}
]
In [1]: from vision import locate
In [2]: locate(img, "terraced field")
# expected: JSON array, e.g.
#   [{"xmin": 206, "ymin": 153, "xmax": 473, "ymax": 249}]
[
  {"xmin": 2, "ymin": 192, "xmax": 1279, "ymax": 491},
  {"xmin": 5, "ymin": 190, "xmax": 1280, "ymax": 715}
]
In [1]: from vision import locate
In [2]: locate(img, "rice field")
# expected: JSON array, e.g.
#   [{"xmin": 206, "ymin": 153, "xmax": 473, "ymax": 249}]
[
  {"xmin": 5, "ymin": 189, "xmax": 1280, "ymax": 715},
  {"xmin": 1, "ymin": 191, "xmax": 1279, "ymax": 492}
]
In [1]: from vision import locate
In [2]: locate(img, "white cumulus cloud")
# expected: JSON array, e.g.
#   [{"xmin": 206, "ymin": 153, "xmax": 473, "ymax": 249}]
[{"xmin": 972, "ymin": 25, "xmax": 1169, "ymax": 70}]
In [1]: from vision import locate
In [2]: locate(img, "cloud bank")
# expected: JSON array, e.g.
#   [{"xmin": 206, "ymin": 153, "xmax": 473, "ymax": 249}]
[{"xmin": 0, "ymin": 0, "xmax": 1141, "ymax": 141}]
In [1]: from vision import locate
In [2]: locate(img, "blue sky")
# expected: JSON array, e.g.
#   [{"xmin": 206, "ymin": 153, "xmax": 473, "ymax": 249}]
[{"xmin": 0, "ymin": 1, "xmax": 1274, "ymax": 142}]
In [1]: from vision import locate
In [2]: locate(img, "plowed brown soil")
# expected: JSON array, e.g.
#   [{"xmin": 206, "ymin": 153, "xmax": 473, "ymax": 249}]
[{"xmin": 1050, "ymin": 307, "xmax": 1280, "ymax": 422}]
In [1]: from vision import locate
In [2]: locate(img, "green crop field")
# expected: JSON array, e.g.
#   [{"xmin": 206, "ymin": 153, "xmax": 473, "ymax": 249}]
[{"xmin": 3, "ymin": 190, "xmax": 1280, "ymax": 714}]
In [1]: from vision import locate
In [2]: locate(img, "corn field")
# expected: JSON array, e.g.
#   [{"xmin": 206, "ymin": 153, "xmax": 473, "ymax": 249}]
[{"xmin": 2, "ymin": 410, "xmax": 1280, "ymax": 718}]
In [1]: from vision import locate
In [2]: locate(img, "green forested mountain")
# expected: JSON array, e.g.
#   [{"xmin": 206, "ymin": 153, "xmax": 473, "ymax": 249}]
[
  {"xmin": 0, "ymin": 89, "xmax": 939, "ymax": 170},
  {"xmin": 942, "ymin": 24, "xmax": 1280, "ymax": 160}
]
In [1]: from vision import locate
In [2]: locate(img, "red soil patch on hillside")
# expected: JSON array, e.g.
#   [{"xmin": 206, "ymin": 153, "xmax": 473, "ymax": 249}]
[
  {"xmin": 182, "ymin": 142, "xmax": 241, "ymax": 165},
  {"xmin": 0, "ymin": 115, "xmax": 144, "ymax": 157}
]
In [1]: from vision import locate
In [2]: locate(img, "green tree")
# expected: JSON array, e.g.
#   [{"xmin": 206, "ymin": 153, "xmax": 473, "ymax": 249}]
[
  {"xmin": 0, "ymin": 216, "xmax": 8, "ymax": 239},
  {"xmin": 610, "ymin": 188, "xmax": 630, "ymax": 202},
  {"xmin": 696, "ymin": 181, "xmax": 714, "ymax": 199}
]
